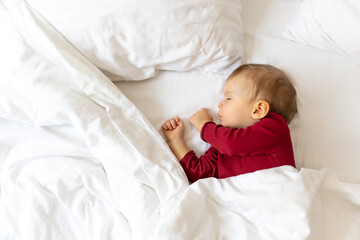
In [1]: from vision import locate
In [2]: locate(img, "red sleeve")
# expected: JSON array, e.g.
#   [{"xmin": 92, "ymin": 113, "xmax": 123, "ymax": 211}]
[
  {"xmin": 200, "ymin": 113, "xmax": 289, "ymax": 156},
  {"xmin": 179, "ymin": 147, "xmax": 218, "ymax": 182}
]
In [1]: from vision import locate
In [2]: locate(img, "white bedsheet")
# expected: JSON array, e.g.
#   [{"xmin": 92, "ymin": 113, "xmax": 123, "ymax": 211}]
[
  {"xmin": 117, "ymin": 0, "xmax": 360, "ymax": 184},
  {"xmin": 241, "ymin": 0, "xmax": 360, "ymax": 183},
  {"xmin": 0, "ymin": 0, "xmax": 360, "ymax": 240}
]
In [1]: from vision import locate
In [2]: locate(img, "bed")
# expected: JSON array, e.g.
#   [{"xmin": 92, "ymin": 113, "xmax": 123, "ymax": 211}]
[{"xmin": 0, "ymin": 0, "xmax": 359, "ymax": 239}]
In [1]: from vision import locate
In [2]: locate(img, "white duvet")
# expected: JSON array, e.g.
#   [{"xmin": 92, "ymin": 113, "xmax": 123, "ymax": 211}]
[{"xmin": 0, "ymin": 1, "xmax": 359, "ymax": 239}]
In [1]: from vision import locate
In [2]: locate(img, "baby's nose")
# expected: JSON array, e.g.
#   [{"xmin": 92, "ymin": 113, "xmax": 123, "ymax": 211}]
[{"xmin": 218, "ymin": 102, "xmax": 223, "ymax": 109}]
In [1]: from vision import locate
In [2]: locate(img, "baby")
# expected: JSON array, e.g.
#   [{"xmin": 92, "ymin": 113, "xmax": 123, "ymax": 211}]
[{"xmin": 162, "ymin": 64, "xmax": 298, "ymax": 182}]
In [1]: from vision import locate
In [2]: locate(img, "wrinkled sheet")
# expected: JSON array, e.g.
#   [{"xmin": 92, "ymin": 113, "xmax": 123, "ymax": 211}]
[
  {"xmin": 116, "ymin": 0, "xmax": 360, "ymax": 184},
  {"xmin": 0, "ymin": 0, "xmax": 360, "ymax": 239}
]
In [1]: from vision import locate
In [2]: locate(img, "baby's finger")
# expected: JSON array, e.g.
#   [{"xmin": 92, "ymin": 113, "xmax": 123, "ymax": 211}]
[
  {"xmin": 178, "ymin": 120, "xmax": 184, "ymax": 128},
  {"xmin": 162, "ymin": 123, "xmax": 169, "ymax": 130},
  {"xmin": 166, "ymin": 121, "xmax": 173, "ymax": 130},
  {"xmin": 170, "ymin": 118, "xmax": 177, "ymax": 128}
]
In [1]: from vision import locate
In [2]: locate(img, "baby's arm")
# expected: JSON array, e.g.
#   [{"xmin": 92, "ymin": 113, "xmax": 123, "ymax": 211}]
[
  {"xmin": 163, "ymin": 113, "xmax": 219, "ymax": 182},
  {"xmin": 180, "ymin": 147, "xmax": 218, "ymax": 182},
  {"xmin": 162, "ymin": 117, "xmax": 190, "ymax": 161},
  {"xmin": 201, "ymin": 115, "xmax": 289, "ymax": 156}
]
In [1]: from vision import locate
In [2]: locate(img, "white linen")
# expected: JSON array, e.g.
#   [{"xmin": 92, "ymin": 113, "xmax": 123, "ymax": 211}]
[
  {"xmin": 116, "ymin": 70, "xmax": 226, "ymax": 157},
  {"xmin": 240, "ymin": 0, "xmax": 360, "ymax": 184},
  {"xmin": 25, "ymin": 0, "xmax": 243, "ymax": 81},
  {"xmin": 117, "ymin": 0, "xmax": 360, "ymax": 184},
  {"xmin": 0, "ymin": 0, "xmax": 188, "ymax": 239},
  {"xmin": 1, "ymin": 0, "xmax": 360, "ymax": 240},
  {"xmin": 284, "ymin": 0, "xmax": 360, "ymax": 57}
]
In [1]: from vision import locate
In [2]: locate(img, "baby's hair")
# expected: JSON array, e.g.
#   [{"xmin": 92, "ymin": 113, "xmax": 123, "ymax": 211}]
[{"xmin": 227, "ymin": 64, "xmax": 298, "ymax": 124}]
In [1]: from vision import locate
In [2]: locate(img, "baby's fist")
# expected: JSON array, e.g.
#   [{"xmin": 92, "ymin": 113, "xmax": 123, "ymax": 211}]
[
  {"xmin": 162, "ymin": 117, "xmax": 185, "ymax": 142},
  {"xmin": 189, "ymin": 108, "xmax": 213, "ymax": 132}
]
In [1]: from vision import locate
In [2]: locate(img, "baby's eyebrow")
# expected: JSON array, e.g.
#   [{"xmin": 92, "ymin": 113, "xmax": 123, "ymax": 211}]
[{"xmin": 224, "ymin": 90, "xmax": 234, "ymax": 96}]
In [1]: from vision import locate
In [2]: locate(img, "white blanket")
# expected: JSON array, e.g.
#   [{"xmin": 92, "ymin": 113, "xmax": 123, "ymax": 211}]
[{"xmin": 0, "ymin": 1, "xmax": 359, "ymax": 239}]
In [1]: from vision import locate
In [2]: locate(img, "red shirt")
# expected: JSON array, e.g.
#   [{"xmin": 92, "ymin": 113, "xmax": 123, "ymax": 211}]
[{"xmin": 180, "ymin": 113, "xmax": 296, "ymax": 182}]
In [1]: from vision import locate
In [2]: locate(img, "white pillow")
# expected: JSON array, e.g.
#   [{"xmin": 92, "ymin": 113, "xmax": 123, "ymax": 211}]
[
  {"xmin": 284, "ymin": 0, "xmax": 360, "ymax": 57},
  {"xmin": 27, "ymin": 0, "xmax": 243, "ymax": 80}
]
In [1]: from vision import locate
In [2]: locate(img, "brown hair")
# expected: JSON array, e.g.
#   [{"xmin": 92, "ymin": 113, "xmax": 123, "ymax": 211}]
[{"xmin": 227, "ymin": 64, "xmax": 298, "ymax": 124}]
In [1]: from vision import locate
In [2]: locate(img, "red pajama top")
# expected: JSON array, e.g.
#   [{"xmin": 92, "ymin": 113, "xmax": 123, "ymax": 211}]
[{"xmin": 180, "ymin": 113, "xmax": 296, "ymax": 182}]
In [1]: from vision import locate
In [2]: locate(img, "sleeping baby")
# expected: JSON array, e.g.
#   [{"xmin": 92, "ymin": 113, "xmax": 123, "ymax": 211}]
[{"xmin": 162, "ymin": 64, "xmax": 298, "ymax": 182}]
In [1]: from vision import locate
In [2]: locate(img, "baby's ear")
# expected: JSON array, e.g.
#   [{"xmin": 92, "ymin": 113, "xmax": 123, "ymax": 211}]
[{"xmin": 251, "ymin": 100, "xmax": 270, "ymax": 120}]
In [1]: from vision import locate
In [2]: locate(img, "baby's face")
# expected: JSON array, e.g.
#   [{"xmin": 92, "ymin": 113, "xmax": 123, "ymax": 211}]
[{"xmin": 218, "ymin": 77, "xmax": 258, "ymax": 129}]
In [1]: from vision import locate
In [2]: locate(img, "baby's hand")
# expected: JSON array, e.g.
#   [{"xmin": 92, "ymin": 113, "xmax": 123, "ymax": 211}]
[
  {"xmin": 162, "ymin": 117, "xmax": 185, "ymax": 142},
  {"xmin": 189, "ymin": 108, "xmax": 213, "ymax": 132}
]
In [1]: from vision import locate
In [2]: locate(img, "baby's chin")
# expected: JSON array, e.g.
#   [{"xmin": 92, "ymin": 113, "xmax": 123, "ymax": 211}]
[{"xmin": 221, "ymin": 121, "xmax": 235, "ymax": 128}]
